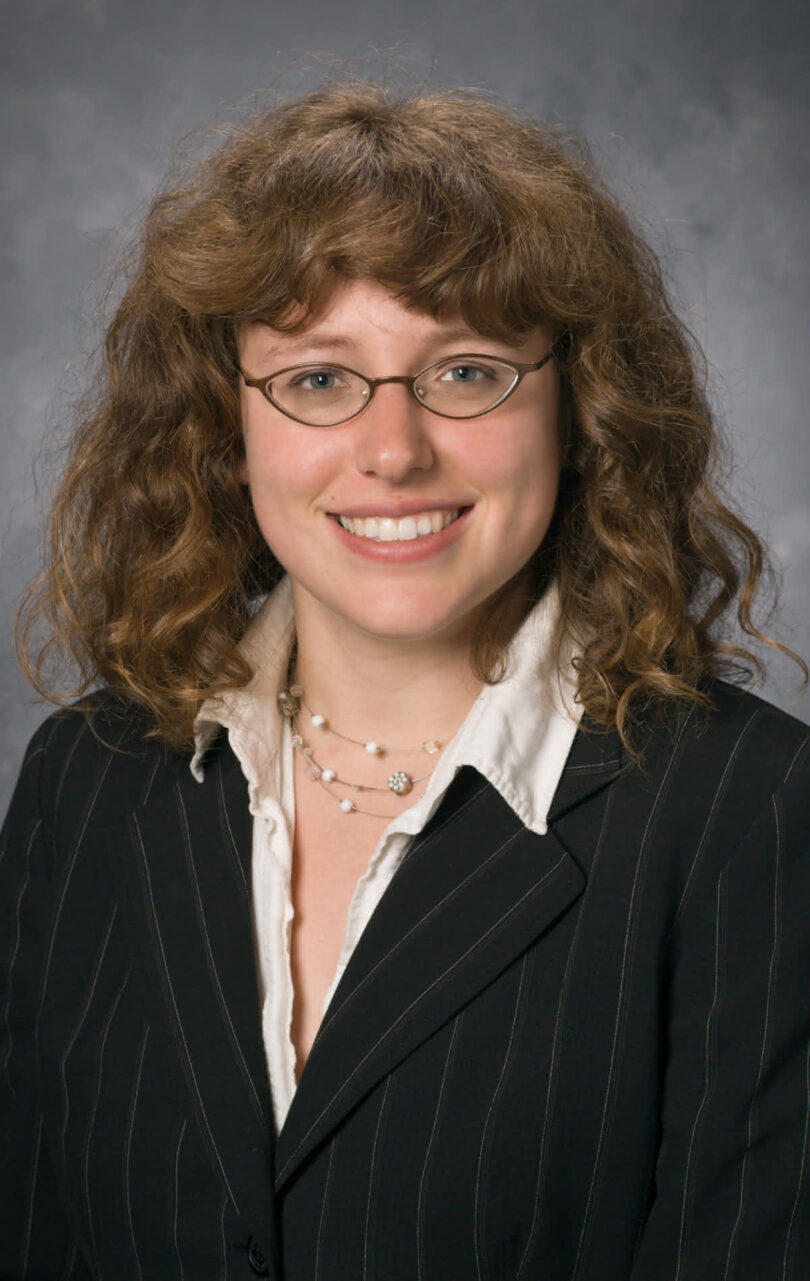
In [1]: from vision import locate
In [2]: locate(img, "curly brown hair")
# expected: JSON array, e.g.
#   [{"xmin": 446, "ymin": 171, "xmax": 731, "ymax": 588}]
[{"xmin": 16, "ymin": 80, "xmax": 803, "ymax": 748}]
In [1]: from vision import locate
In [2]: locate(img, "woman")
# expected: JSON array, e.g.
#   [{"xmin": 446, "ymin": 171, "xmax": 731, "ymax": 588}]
[{"xmin": 2, "ymin": 82, "xmax": 809, "ymax": 1280}]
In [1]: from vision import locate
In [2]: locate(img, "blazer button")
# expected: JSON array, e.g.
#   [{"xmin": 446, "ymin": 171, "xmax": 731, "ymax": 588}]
[{"xmin": 246, "ymin": 1236, "xmax": 270, "ymax": 1277}]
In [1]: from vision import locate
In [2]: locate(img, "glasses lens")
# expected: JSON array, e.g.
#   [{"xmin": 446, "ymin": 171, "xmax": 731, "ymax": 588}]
[
  {"xmin": 414, "ymin": 357, "xmax": 518, "ymax": 417},
  {"xmin": 270, "ymin": 365, "xmax": 369, "ymax": 425}
]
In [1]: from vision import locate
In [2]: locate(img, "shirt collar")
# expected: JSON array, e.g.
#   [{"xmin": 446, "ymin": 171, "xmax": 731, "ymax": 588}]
[
  {"xmin": 191, "ymin": 576, "xmax": 582, "ymax": 835},
  {"xmin": 190, "ymin": 576, "xmax": 295, "ymax": 808},
  {"xmin": 404, "ymin": 582, "xmax": 582, "ymax": 835}
]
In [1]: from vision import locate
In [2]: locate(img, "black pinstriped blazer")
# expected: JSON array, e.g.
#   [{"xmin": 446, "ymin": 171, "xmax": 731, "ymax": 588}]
[{"xmin": 2, "ymin": 682, "xmax": 810, "ymax": 1280}]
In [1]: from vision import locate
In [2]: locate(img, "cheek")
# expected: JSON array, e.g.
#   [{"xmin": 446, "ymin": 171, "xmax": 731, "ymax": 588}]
[
  {"xmin": 465, "ymin": 417, "xmax": 560, "ymax": 506},
  {"xmin": 240, "ymin": 407, "xmax": 337, "ymax": 499},
  {"xmin": 517, "ymin": 405, "xmax": 561, "ymax": 490},
  {"xmin": 239, "ymin": 421, "xmax": 349, "ymax": 569},
  {"xmin": 488, "ymin": 424, "xmax": 562, "ymax": 556}
]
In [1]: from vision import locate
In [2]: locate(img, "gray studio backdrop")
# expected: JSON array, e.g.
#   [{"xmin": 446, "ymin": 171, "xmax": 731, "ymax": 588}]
[{"xmin": 2, "ymin": 0, "xmax": 809, "ymax": 812}]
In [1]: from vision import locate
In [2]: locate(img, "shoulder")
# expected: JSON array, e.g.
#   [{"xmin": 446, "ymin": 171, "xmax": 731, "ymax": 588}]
[
  {"xmin": 635, "ymin": 679, "xmax": 809, "ymax": 787},
  {"xmin": 705, "ymin": 677, "xmax": 808, "ymax": 740},
  {"xmin": 615, "ymin": 681, "xmax": 810, "ymax": 874},
  {"xmin": 23, "ymin": 689, "xmax": 169, "ymax": 777},
  {"xmin": 559, "ymin": 684, "xmax": 810, "ymax": 933},
  {"xmin": 561, "ymin": 682, "xmax": 809, "ymax": 869},
  {"xmin": 4, "ymin": 692, "xmax": 189, "ymax": 853}
]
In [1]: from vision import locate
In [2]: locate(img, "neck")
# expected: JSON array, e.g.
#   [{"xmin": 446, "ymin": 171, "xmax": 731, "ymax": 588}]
[{"xmin": 290, "ymin": 602, "xmax": 484, "ymax": 752}]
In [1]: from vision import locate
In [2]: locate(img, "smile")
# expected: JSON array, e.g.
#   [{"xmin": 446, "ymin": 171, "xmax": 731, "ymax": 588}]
[{"xmin": 336, "ymin": 509, "xmax": 464, "ymax": 542}]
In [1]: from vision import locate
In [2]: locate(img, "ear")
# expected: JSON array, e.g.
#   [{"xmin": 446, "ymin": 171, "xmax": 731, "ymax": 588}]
[{"xmin": 235, "ymin": 455, "xmax": 249, "ymax": 485}]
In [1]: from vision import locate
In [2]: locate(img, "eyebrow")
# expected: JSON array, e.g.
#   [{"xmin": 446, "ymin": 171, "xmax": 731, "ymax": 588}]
[{"xmin": 256, "ymin": 327, "xmax": 499, "ymax": 361}]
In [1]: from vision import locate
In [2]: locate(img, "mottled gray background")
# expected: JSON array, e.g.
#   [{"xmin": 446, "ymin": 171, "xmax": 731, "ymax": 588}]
[{"xmin": 2, "ymin": 0, "xmax": 809, "ymax": 813}]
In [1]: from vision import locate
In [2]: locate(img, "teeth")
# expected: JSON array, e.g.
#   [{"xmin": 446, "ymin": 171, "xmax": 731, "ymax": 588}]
[{"xmin": 337, "ymin": 509, "xmax": 461, "ymax": 541}]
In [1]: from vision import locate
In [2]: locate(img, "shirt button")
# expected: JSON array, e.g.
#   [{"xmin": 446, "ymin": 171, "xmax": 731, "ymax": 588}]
[{"xmin": 246, "ymin": 1236, "xmax": 270, "ymax": 1276}]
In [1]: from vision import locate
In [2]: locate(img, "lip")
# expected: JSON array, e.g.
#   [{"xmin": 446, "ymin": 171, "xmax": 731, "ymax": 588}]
[
  {"xmin": 328, "ymin": 499, "xmax": 466, "ymax": 520},
  {"xmin": 328, "ymin": 505, "xmax": 473, "ymax": 562}
]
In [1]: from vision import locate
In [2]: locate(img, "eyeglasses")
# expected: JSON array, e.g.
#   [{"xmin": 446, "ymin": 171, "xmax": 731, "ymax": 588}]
[{"xmin": 238, "ymin": 349, "xmax": 556, "ymax": 427}]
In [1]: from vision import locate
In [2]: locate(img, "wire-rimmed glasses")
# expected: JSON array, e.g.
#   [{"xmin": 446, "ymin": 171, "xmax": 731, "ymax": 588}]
[{"xmin": 238, "ymin": 349, "xmax": 556, "ymax": 427}]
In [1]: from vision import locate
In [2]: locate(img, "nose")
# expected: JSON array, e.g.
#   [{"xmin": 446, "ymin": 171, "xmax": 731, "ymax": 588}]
[{"xmin": 352, "ymin": 383, "xmax": 435, "ymax": 483}]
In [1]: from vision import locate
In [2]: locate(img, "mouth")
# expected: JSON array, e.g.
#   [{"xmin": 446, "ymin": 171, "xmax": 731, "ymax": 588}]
[{"xmin": 333, "ymin": 508, "xmax": 468, "ymax": 542}]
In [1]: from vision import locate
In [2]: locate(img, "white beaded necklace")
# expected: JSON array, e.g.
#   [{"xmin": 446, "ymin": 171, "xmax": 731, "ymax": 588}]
[
  {"xmin": 277, "ymin": 683, "xmax": 445, "ymax": 816},
  {"xmin": 299, "ymin": 691, "xmax": 442, "ymax": 760}
]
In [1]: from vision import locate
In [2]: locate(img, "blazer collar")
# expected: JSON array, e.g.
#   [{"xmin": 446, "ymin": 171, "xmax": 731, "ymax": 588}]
[{"xmin": 547, "ymin": 715, "xmax": 625, "ymax": 822}]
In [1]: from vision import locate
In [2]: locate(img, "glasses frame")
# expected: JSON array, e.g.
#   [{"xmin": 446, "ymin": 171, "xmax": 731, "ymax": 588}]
[{"xmin": 238, "ymin": 348, "xmax": 557, "ymax": 426}]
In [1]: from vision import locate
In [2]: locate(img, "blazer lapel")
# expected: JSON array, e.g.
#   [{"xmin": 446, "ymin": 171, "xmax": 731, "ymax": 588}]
[
  {"xmin": 113, "ymin": 715, "xmax": 623, "ymax": 1215},
  {"xmin": 118, "ymin": 739, "xmax": 278, "ymax": 1239},
  {"xmin": 275, "ymin": 759, "xmax": 596, "ymax": 1190}
]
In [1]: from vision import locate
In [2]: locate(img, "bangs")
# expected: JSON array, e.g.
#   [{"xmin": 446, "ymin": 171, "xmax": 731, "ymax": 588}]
[{"xmin": 248, "ymin": 193, "xmax": 543, "ymax": 340}]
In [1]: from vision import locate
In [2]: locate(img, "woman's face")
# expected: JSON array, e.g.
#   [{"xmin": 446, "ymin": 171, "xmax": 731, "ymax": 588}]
[{"xmin": 237, "ymin": 279, "xmax": 561, "ymax": 648}]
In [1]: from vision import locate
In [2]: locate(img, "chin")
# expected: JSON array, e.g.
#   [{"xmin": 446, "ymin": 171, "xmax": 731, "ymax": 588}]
[
  {"xmin": 327, "ymin": 588, "xmax": 478, "ymax": 645},
  {"xmin": 355, "ymin": 610, "xmax": 464, "ymax": 644}
]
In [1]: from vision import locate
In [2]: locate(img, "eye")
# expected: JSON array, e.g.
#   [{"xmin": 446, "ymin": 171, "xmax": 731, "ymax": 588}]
[
  {"xmin": 289, "ymin": 367, "xmax": 348, "ymax": 391},
  {"xmin": 437, "ymin": 362, "xmax": 496, "ymax": 384}
]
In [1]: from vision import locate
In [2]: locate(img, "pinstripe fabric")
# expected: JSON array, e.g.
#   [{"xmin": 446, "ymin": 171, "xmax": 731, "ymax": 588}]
[
  {"xmin": 1, "ymin": 705, "xmax": 276, "ymax": 1280},
  {"xmin": 2, "ymin": 685, "xmax": 810, "ymax": 1279}
]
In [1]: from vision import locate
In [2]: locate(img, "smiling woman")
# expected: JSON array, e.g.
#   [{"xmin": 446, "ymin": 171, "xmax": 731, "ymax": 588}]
[{"xmin": 2, "ymin": 82, "xmax": 810, "ymax": 1281}]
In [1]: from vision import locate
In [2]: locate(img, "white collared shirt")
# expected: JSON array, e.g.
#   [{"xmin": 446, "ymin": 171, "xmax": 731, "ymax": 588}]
[{"xmin": 192, "ymin": 577, "xmax": 583, "ymax": 1133}]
